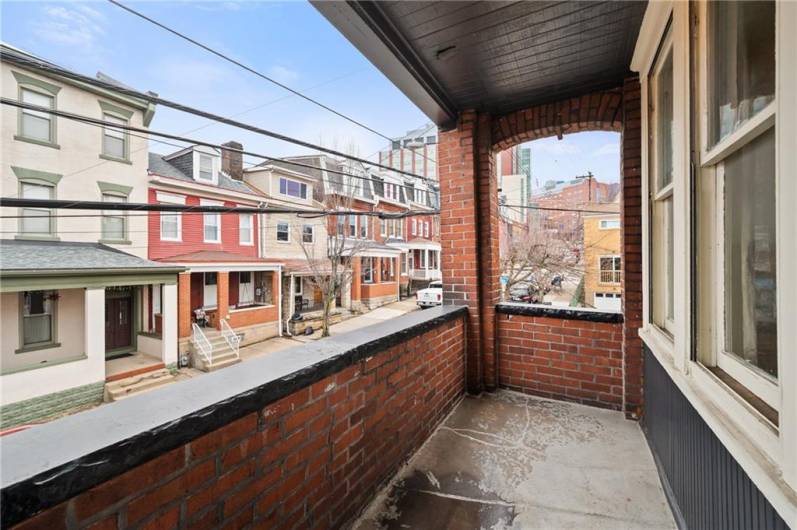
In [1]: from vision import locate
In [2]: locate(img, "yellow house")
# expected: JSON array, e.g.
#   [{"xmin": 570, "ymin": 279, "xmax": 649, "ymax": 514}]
[{"xmin": 582, "ymin": 201, "xmax": 621, "ymax": 311}]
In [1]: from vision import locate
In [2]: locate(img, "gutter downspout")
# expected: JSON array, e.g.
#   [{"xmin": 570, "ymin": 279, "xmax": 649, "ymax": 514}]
[{"xmin": 284, "ymin": 272, "xmax": 295, "ymax": 337}]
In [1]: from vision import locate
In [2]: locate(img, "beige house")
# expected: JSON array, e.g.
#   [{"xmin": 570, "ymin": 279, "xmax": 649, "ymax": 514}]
[
  {"xmin": 243, "ymin": 160, "xmax": 331, "ymax": 333},
  {"xmin": 581, "ymin": 201, "xmax": 622, "ymax": 311},
  {"xmin": 0, "ymin": 45, "xmax": 180, "ymax": 428}
]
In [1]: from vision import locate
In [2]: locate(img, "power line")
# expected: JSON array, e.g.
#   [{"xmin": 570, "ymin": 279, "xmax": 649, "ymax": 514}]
[
  {"xmin": 0, "ymin": 49, "xmax": 435, "ymax": 183},
  {"xmin": 1, "ymin": 99, "xmax": 439, "ymax": 203},
  {"xmin": 0, "ymin": 198, "xmax": 439, "ymax": 219},
  {"xmin": 0, "ymin": 98, "xmax": 439, "ymax": 201},
  {"xmin": 106, "ymin": 0, "xmax": 440, "ymax": 170}
]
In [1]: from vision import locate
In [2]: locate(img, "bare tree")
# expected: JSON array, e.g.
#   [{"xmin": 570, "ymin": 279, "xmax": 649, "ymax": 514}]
[
  {"xmin": 295, "ymin": 156, "xmax": 371, "ymax": 337},
  {"xmin": 500, "ymin": 225, "xmax": 581, "ymax": 302}
]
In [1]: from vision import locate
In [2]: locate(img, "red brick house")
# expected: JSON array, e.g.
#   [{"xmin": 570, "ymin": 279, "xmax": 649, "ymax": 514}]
[{"xmin": 148, "ymin": 144, "xmax": 281, "ymax": 370}]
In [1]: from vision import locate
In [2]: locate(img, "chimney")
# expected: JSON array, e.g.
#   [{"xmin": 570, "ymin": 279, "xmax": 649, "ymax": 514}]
[{"xmin": 221, "ymin": 141, "xmax": 243, "ymax": 180}]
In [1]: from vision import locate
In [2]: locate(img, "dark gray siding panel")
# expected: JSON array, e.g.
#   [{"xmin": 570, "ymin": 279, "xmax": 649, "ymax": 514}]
[{"xmin": 642, "ymin": 347, "xmax": 790, "ymax": 530}]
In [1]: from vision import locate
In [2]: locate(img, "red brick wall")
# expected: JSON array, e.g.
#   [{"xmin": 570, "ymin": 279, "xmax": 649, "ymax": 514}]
[
  {"xmin": 497, "ymin": 314, "xmax": 624, "ymax": 410},
  {"xmin": 621, "ymin": 76, "xmax": 644, "ymax": 419},
  {"xmin": 228, "ymin": 305, "xmax": 278, "ymax": 328},
  {"xmin": 13, "ymin": 315, "xmax": 467, "ymax": 530}
]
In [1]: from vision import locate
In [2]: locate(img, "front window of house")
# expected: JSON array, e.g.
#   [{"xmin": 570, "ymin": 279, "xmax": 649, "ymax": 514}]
[
  {"xmin": 694, "ymin": 1, "xmax": 779, "ymax": 409},
  {"xmin": 302, "ymin": 225, "xmax": 314, "ymax": 243},
  {"xmin": 203, "ymin": 212, "xmax": 220, "ymax": 243},
  {"xmin": 20, "ymin": 181, "xmax": 54, "ymax": 236},
  {"xmin": 349, "ymin": 215, "xmax": 356, "ymax": 238},
  {"xmin": 239, "ymin": 214, "xmax": 253, "ymax": 245},
  {"xmin": 360, "ymin": 217, "xmax": 368, "ymax": 239},
  {"xmin": 161, "ymin": 211, "xmax": 180, "ymax": 241},
  {"xmin": 599, "ymin": 256, "xmax": 622, "ymax": 284},
  {"xmin": 238, "ymin": 271, "xmax": 254, "ymax": 305},
  {"xmin": 361, "ymin": 257, "xmax": 374, "ymax": 283},
  {"xmin": 198, "ymin": 154, "xmax": 214, "ymax": 182},
  {"xmin": 102, "ymin": 193, "xmax": 127, "ymax": 241},
  {"xmin": 20, "ymin": 87, "xmax": 55, "ymax": 143},
  {"xmin": 279, "ymin": 178, "xmax": 307, "ymax": 199},
  {"xmin": 102, "ymin": 113, "xmax": 128, "ymax": 160},
  {"xmin": 600, "ymin": 219, "xmax": 620, "ymax": 229},
  {"xmin": 277, "ymin": 222, "xmax": 289, "ymax": 242},
  {"xmin": 22, "ymin": 290, "xmax": 56, "ymax": 347},
  {"xmin": 649, "ymin": 27, "xmax": 674, "ymax": 334}
]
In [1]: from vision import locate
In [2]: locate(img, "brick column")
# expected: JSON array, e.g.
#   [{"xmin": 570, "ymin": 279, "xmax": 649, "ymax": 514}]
[
  {"xmin": 351, "ymin": 257, "xmax": 361, "ymax": 302},
  {"xmin": 217, "ymin": 271, "xmax": 229, "ymax": 330},
  {"xmin": 177, "ymin": 272, "xmax": 191, "ymax": 338},
  {"xmin": 374, "ymin": 257, "xmax": 381, "ymax": 283},
  {"xmin": 621, "ymin": 76, "xmax": 644, "ymax": 419},
  {"xmin": 439, "ymin": 110, "xmax": 499, "ymax": 392}
]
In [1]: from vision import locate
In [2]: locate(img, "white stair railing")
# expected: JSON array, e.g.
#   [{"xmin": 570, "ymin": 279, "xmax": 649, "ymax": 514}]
[
  {"xmin": 220, "ymin": 319, "xmax": 241, "ymax": 359},
  {"xmin": 192, "ymin": 323, "xmax": 213, "ymax": 365}
]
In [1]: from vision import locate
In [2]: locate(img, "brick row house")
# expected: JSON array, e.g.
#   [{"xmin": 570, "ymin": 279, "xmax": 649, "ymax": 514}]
[{"xmin": 147, "ymin": 143, "xmax": 282, "ymax": 370}]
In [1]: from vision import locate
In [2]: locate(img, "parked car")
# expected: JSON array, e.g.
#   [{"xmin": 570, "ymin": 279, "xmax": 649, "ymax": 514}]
[{"xmin": 417, "ymin": 281, "xmax": 443, "ymax": 308}]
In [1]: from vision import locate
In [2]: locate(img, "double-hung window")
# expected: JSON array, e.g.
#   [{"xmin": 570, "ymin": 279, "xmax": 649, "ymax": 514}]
[
  {"xmin": 239, "ymin": 214, "xmax": 253, "ymax": 245},
  {"xmin": 20, "ymin": 181, "xmax": 55, "ymax": 237},
  {"xmin": 21, "ymin": 290, "xmax": 56, "ymax": 349},
  {"xmin": 20, "ymin": 88, "xmax": 55, "ymax": 144},
  {"xmin": 360, "ymin": 217, "xmax": 368, "ymax": 239},
  {"xmin": 277, "ymin": 222, "xmax": 290, "ymax": 242},
  {"xmin": 349, "ymin": 215, "xmax": 357, "ymax": 238},
  {"xmin": 694, "ymin": 1, "xmax": 780, "ymax": 410},
  {"xmin": 102, "ymin": 193, "xmax": 127, "ymax": 241},
  {"xmin": 302, "ymin": 225, "xmax": 314, "ymax": 243},
  {"xmin": 648, "ymin": 27, "xmax": 675, "ymax": 335},
  {"xmin": 361, "ymin": 257, "xmax": 374, "ymax": 283},
  {"xmin": 102, "ymin": 113, "xmax": 128, "ymax": 160},
  {"xmin": 380, "ymin": 219, "xmax": 387, "ymax": 237},
  {"xmin": 157, "ymin": 192, "xmax": 183, "ymax": 241},
  {"xmin": 198, "ymin": 154, "xmax": 214, "ymax": 182},
  {"xmin": 203, "ymin": 273, "xmax": 217, "ymax": 308},
  {"xmin": 412, "ymin": 218, "xmax": 417, "ymax": 236}
]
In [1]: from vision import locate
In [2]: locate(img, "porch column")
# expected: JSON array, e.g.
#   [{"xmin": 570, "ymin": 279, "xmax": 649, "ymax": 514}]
[
  {"xmin": 270, "ymin": 271, "xmax": 279, "ymax": 312},
  {"xmin": 85, "ymin": 287, "xmax": 106, "ymax": 378},
  {"xmin": 424, "ymin": 249, "xmax": 429, "ymax": 272},
  {"xmin": 438, "ymin": 110, "xmax": 499, "ymax": 392},
  {"xmin": 351, "ymin": 258, "xmax": 361, "ymax": 303},
  {"xmin": 161, "ymin": 283, "xmax": 178, "ymax": 367},
  {"xmin": 621, "ymin": 76, "xmax": 644, "ymax": 419},
  {"xmin": 217, "ymin": 271, "xmax": 229, "ymax": 330},
  {"xmin": 177, "ymin": 272, "xmax": 191, "ymax": 339},
  {"xmin": 374, "ymin": 257, "xmax": 382, "ymax": 283}
]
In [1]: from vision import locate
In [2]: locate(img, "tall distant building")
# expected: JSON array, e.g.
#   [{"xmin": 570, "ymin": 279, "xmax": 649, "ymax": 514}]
[
  {"xmin": 378, "ymin": 123, "xmax": 438, "ymax": 180},
  {"xmin": 497, "ymin": 145, "xmax": 532, "ymax": 223}
]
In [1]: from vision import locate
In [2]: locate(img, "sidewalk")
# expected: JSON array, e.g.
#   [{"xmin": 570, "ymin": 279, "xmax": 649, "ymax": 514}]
[{"xmin": 291, "ymin": 298, "xmax": 420, "ymax": 341}]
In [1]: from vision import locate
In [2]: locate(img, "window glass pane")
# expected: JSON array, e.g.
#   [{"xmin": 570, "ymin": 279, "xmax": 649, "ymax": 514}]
[
  {"xmin": 652, "ymin": 197, "xmax": 674, "ymax": 330},
  {"xmin": 277, "ymin": 222, "xmax": 289, "ymax": 241},
  {"xmin": 302, "ymin": 225, "xmax": 313, "ymax": 243},
  {"xmin": 654, "ymin": 49, "xmax": 674, "ymax": 189},
  {"xmin": 161, "ymin": 213, "xmax": 179, "ymax": 239},
  {"xmin": 204, "ymin": 214, "xmax": 219, "ymax": 241},
  {"xmin": 21, "ymin": 89, "xmax": 53, "ymax": 141},
  {"xmin": 103, "ymin": 194, "xmax": 126, "ymax": 239},
  {"xmin": 710, "ymin": 1, "xmax": 775, "ymax": 145},
  {"xmin": 21, "ymin": 183, "xmax": 53, "ymax": 234},
  {"xmin": 23, "ymin": 291, "xmax": 53, "ymax": 345},
  {"xmin": 199, "ymin": 155, "xmax": 213, "ymax": 180},
  {"xmin": 723, "ymin": 128, "xmax": 776, "ymax": 378}
]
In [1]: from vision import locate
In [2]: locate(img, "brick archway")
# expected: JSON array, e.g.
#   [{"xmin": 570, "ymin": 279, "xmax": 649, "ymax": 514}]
[
  {"xmin": 438, "ymin": 79, "xmax": 642, "ymax": 418},
  {"xmin": 491, "ymin": 88, "xmax": 623, "ymax": 152}
]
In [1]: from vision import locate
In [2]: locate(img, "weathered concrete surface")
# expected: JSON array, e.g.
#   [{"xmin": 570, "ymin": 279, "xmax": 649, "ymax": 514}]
[{"xmin": 354, "ymin": 390, "xmax": 675, "ymax": 530}]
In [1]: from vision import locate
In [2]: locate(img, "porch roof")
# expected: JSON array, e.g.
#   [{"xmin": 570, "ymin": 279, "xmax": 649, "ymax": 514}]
[
  {"xmin": 282, "ymin": 259, "xmax": 333, "ymax": 276},
  {"xmin": 387, "ymin": 237, "xmax": 441, "ymax": 251},
  {"xmin": 0, "ymin": 240, "xmax": 184, "ymax": 276},
  {"xmin": 312, "ymin": 1, "xmax": 646, "ymax": 127},
  {"xmin": 156, "ymin": 250, "xmax": 283, "ymax": 272}
]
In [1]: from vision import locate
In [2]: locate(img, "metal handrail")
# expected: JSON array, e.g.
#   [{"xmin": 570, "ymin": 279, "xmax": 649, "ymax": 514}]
[
  {"xmin": 220, "ymin": 319, "xmax": 240, "ymax": 359},
  {"xmin": 192, "ymin": 323, "xmax": 213, "ymax": 365}
]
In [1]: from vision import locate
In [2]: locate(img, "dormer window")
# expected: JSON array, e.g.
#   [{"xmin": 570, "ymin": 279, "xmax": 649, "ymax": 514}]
[{"xmin": 198, "ymin": 154, "xmax": 213, "ymax": 182}]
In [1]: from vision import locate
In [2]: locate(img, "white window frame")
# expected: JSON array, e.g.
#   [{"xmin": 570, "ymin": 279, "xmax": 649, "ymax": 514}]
[
  {"xmin": 634, "ymin": 1, "xmax": 797, "ymax": 501},
  {"xmin": 599, "ymin": 218, "xmax": 621, "ymax": 229},
  {"xmin": 279, "ymin": 177, "xmax": 308, "ymax": 200},
  {"xmin": 362, "ymin": 257, "xmax": 374, "ymax": 283},
  {"xmin": 19, "ymin": 180, "xmax": 55, "ymax": 237},
  {"xmin": 157, "ymin": 192, "xmax": 185, "ymax": 242},
  {"xmin": 200, "ymin": 198, "xmax": 222, "ymax": 244},
  {"xmin": 192, "ymin": 149, "xmax": 219, "ymax": 185},
  {"xmin": 424, "ymin": 222, "xmax": 430, "ymax": 238},
  {"xmin": 294, "ymin": 276, "xmax": 303, "ymax": 296},
  {"xmin": 360, "ymin": 217, "xmax": 368, "ymax": 239},
  {"xmin": 239, "ymin": 214, "xmax": 254, "ymax": 246},
  {"xmin": 102, "ymin": 112, "xmax": 128, "ymax": 161},
  {"xmin": 238, "ymin": 271, "xmax": 254, "ymax": 306},
  {"xmin": 18, "ymin": 86, "xmax": 56, "ymax": 145},
  {"xmin": 276, "ymin": 222, "xmax": 290, "ymax": 243},
  {"xmin": 380, "ymin": 219, "xmax": 387, "ymax": 237},
  {"xmin": 101, "ymin": 192, "xmax": 128, "ymax": 242},
  {"xmin": 349, "ymin": 215, "xmax": 357, "ymax": 238},
  {"xmin": 598, "ymin": 255, "xmax": 622, "ymax": 284},
  {"xmin": 412, "ymin": 218, "xmax": 417, "ymax": 236}
]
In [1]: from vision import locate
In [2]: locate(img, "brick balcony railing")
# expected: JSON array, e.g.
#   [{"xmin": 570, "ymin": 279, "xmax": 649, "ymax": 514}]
[{"xmin": 1, "ymin": 306, "xmax": 467, "ymax": 529}]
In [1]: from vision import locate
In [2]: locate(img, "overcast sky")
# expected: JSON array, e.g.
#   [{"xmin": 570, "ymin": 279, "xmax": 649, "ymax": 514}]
[{"xmin": 1, "ymin": 1, "xmax": 619, "ymax": 182}]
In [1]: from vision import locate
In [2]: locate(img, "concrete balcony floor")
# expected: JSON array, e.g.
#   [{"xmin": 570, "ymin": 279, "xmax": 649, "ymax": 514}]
[{"xmin": 354, "ymin": 390, "xmax": 676, "ymax": 530}]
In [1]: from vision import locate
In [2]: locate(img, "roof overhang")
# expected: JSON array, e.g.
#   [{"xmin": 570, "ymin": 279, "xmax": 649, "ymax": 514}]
[
  {"xmin": 168, "ymin": 262, "xmax": 282, "ymax": 273},
  {"xmin": 311, "ymin": 1, "xmax": 458, "ymax": 128}
]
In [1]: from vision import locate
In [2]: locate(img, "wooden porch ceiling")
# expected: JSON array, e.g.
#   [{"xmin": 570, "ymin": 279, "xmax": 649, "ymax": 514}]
[{"xmin": 313, "ymin": 1, "xmax": 646, "ymax": 128}]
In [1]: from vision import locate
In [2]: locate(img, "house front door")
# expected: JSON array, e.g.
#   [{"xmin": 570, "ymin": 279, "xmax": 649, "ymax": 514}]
[{"xmin": 105, "ymin": 292, "xmax": 133, "ymax": 354}]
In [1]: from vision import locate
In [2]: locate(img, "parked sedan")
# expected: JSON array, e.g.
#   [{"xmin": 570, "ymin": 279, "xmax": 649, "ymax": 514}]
[{"xmin": 416, "ymin": 281, "xmax": 443, "ymax": 308}]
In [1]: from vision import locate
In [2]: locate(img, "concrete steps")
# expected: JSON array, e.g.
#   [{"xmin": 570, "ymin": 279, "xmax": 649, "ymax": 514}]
[
  {"xmin": 189, "ymin": 332, "xmax": 241, "ymax": 372},
  {"xmin": 104, "ymin": 368, "xmax": 175, "ymax": 402}
]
